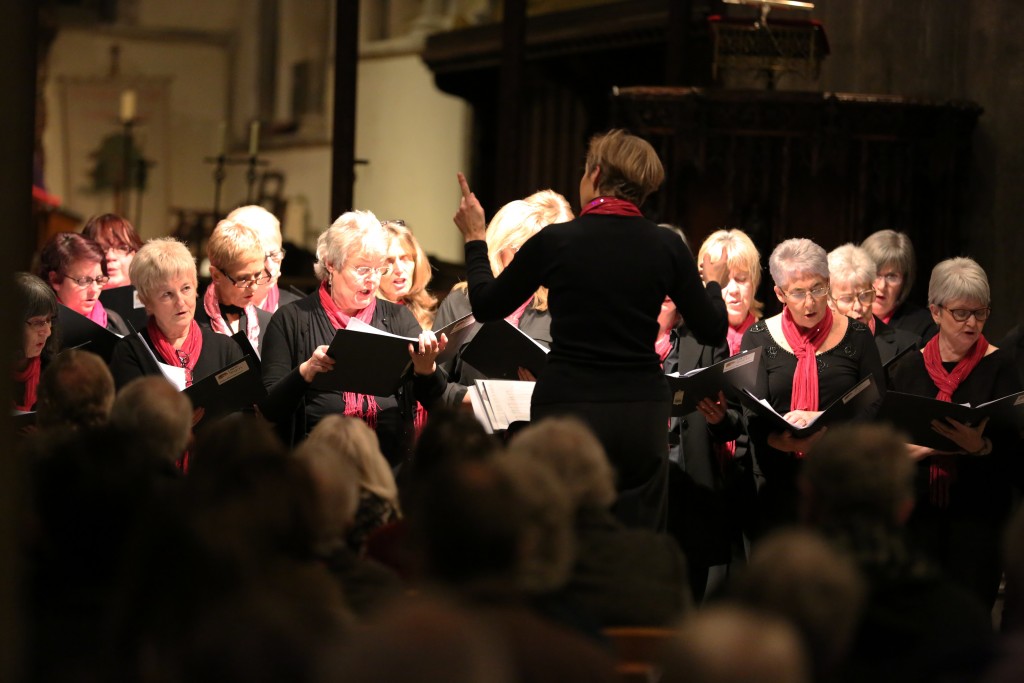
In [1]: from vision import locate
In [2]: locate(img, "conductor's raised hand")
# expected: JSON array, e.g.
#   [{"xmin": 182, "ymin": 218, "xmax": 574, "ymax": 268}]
[
  {"xmin": 454, "ymin": 172, "xmax": 487, "ymax": 242},
  {"xmin": 410, "ymin": 331, "xmax": 447, "ymax": 375},
  {"xmin": 299, "ymin": 344, "xmax": 335, "ymax": 383},
  {"xmin": 701, "ymin": 248, "xmax": 730, "ymax": 288}
]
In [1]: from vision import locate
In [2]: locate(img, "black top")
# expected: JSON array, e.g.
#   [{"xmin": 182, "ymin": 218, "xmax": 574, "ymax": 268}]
[
  {"xmin": 193, "ymin": 298, "xmax": 273, "ymax": 356},
  {"xmin": 109, "ymin": 322, "xmax": 244, "ymax": 389},
  {"xmin": 433, "ymin": 287, "xmax": 551, "ymax": 407},
  {"xmin": 874, "ymin": 316, "xmax": 922, "ymax": 367},
  {"xmin": 260, "ymin": 291, "xmax": 446, "ymax": 464},
  {"xmin": 887, "ymin": 301, "xmax": 937, "ymax": 343},
  {"xmin": 887, "ymin": 347, "xmax": 1022, "ymax": 519},
  {"xmin": 741, "ymin": 318, "xmax": 885, "ymax": 484},
  {"xmin": 464, "ymin": 214, "xmax": 727, "ymax": 405}
]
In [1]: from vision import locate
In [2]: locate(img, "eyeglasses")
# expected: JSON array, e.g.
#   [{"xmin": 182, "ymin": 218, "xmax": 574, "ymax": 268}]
[
  {"xmin": 102, "ymin": 244, "xmax": 135, "ymax": 257},
  {"xmin": 265, "ymin": 248, "xmax": 286, "ymax": 263},
  {"xmin": 781, "ymin": 285, "xmax": 830, "ymax": 302},
  {"xmin": 941, "ymin": 306, "xmax": 991, "ymax": 322},
  {"xmin": 832, "ymin": 289, "xmax": 877, "ymax": 307},
  {"xmin": 25, "ymin": 316, "xmax": 53, "ymax": 330},
  {"xmin": 221, "ymin": 269, "xmax": 272, "ymax": 289},
  {"xmin": 875, "ymin": 272, "xmax": 903, "ymax": 286},
  {"xmin": 62, "ymin": 273, "xmax": 110, "ymax": 287},
  {"xmin": 381, "ymin": 219, "xmax": 406, "ymax": 227},
  {"xmin": 349, "ymin": 265, "xmax": 392, "ymax": 279}
]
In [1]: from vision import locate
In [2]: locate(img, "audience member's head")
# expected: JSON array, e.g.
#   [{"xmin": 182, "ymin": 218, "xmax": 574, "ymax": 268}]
[
  {"xmin": 727, "ymin": 529, "xmax": 866, "ymax": 681},
  {"xmin": 507, "ymin": 416, "xmax": 616, "ymax": 514},
  {"xmin": 660, "ymin": 605, "xmax": 811, "ymax": 683},
  {"xmin": 36, "ymin": 349, "xmax": 115, "ymax": 431},
  {"xmin": 110, "ymin": 376, "xmax": 194, "ymax": 466},
  {"xmin": 405, "ymin": 409, "xmax": 500, "ymax": 500},
  {"xmin": 293, "ymin": 436, "xmax": 360, "ymax": 557},
  {"xmin": 306, "ymin": 415, "xmax": 400, "ymax": 516}
]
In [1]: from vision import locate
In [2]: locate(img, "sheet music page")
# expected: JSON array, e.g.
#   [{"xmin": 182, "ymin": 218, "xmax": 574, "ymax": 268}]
[
  {"xmin": 476, "ymin": 380, "xmax": 534, "ymax": 430},
  {"xmin": 346, "ymin": 318, "xmax": 417, "ymax": 342},
  {"xmin": 158, "ymin": 362, "xmax": 188, "ymax": 391},
  {"xmin": 466, "ymin": 386, "xmax": 495, "ymax": 433}
]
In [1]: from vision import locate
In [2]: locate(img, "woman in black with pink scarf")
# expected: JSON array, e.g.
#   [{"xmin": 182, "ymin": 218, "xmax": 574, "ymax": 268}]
[{"xmin": 453, "ymin": 129, "xmax": 729, "ymax": 530}]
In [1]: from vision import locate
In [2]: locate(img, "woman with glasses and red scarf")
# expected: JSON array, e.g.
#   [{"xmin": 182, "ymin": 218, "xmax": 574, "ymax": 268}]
[
  {"xmin": 453, "ymin": 129, "xmax": 729, "ymax": 531},
  {"xmin": 109, "ymin": 238, "xmax": 243, "ymax": 392},
  {"xmin": 888, "ymin": 257, "xmax": 1022, "ymax": 610},
  {"xmin": 735, "ymin": 238, "xmax": 884, "ymax": 537},
  {"xmin": 38, "ymin": 232, "xmax": 130, "ymax": 336},
  {"xmin": 260, "ymin": 211, "xmax": 447, "ymax": 468}
]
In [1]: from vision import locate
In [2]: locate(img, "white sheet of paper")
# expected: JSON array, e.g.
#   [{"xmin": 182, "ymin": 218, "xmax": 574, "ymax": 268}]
[
  {"xmin": 476, "ymin": 379, "xmax": 534, "ymax": 431},
  {"xmin": 157, "ymin": 361, "xmax": 188, "ymax": 391}
]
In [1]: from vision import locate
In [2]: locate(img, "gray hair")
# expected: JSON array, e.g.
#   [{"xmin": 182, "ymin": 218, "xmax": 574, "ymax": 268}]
[
  {"xmin": 928, "ymin": 257, "xmax": 990, "ymax": 308},
  {"xmin": 294, "ymin": 437, "xmax": 361, "ymax": 556},
  {"xmin": 111, "ymin": 376, "xmax": 194, "ymax": 465},
  {"xmin": 305, "ymin": 415, "xmax": 400, "ymax": 514},
  {"xmin": 861, "ymin": 230, "xmax": 916, "ymax": 307},
  {"xmin": 768, "ymin": 238, "xmax": 829, "ymax": 288},
  {"xmin": 827, "ymin": 244, "xmax": 877, "ymax": 290},
  {"xmin": 313, "ymin": 210, "xmax": 388, "ymax": 281},
  {"xmin": 227, "ymin": 205, "xmax": 282, "ymax": 250},
  {"xmin": 507, "ymin": 416, "xmax": 616, "ymax": 510}
]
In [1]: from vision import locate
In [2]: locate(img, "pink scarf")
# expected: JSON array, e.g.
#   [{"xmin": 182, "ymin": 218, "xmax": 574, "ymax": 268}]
[
  {"xmin": 14, "ymin": 356, "xmax": 41, "ymax": 412},
  {"xmin": 867, "ymin": 315, "xmax": 877, "ymax": 335},
  {"xmin": 318, "ymin": 281, "xmax": 379, "ymax": 427},
  {"xmin": 505, "ymin": 297, "xmax": 533, "ymax": 329},
  {"xmin": 922, "ymin": 334, "xmax": 990, "ymax": 507},
  {"xmin": 259, "ymin": 283, "xmax": 281, "ymax": 313},
  {"xmin": 203, "ymin": 283, "xmax": 261, "ymax": 356},
  {"xmin": 727, "ymin": 313, "xmax": 755, "ymax": 357},
  {"xmin": 86, "ymin": 299, "xmax": 108, "ymax": 328},
  {"xmin": 781, "ymin": 307, "xmax": 834, "ymax": 412}
]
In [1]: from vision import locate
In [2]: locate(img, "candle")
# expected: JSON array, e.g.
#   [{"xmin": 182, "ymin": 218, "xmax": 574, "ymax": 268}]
[
  {"xmin": 120, "ymin": 89, "xmax": 137, "ymax": 123},
  {"xmin": 217, "ymin": 121, "xmax": 227, "ymax": 156},
  {"xmin": 248, "ymin": 120, "xmax": 260, "ymax": 157}
]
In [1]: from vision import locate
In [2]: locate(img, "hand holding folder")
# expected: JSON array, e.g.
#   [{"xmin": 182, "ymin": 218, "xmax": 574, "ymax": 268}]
[
  {"xmin": 310, "ymin": 321, "xmax": 419, "ymax": 395},
  {"xmin": 741, "ymin": 375, "xmax": 880, "ymax": 438},
  {"xmin": 460, "ymin": 321, "xmax": 548, "ymax": 380},
  {"xmin": 877, "ymin": 389, "xmax": 1024, "ymax": 451},
  {"xmin": 666, "ymin": 347, "xmax": 762, "ymax": 415}
]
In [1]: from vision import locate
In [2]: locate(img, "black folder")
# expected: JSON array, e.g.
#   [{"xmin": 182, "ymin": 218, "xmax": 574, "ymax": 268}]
[
  {"xmin": 667, "ymin": 347, "xmax": 762, "ymax": 416},
  {"xmin": 434, "ymin": 313, "xmax": 478, "ymax": 364},
  {"xmin": 460, "ymin": 321, "xmax": 548, "ymax": 381},
  {"xmin": 883, "ymin": 343, "xmax": 917, "ymax": 370},
  {"xmin": 56, "ymin": 304, "xmax": 123, "ymax": 363},
  {"xmin": 99, "ymin": 285, "xmax": 149, "ymax": 330},
  {"xmin": 230, "ymin": 332, "xmax": 261, "ymax": 371},
  {"xmin": 740, "ymin": 375, "xmax": 881, "ymax": 437},
  {"xmin": 876, "ymin": 390, "xmax": 1024, "ymax": 450},
  {"xmin": 311, "ymin": 327, "xmax": 418, "ymax": 395},
  {"xmin": 184, "ymin": 355, "xmax": 267, "ymax": 422}
]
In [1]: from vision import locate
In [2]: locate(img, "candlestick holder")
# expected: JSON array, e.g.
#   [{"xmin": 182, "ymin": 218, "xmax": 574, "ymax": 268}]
[{"xmin": 202, "ymin": 154, "xmax": 270, "ymax": 219}]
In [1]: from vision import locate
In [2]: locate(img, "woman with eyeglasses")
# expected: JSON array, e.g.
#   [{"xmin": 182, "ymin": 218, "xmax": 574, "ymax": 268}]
[
  {"xmin": 379, "ymin": 220, "xmax": 438, "ymax": 330},
  {"xmin": 887, "ymin": 257, "xmax": 1021, "ymax": 610},
  {"xmin": 735, "ymin": 238, "xmax": 884, "ymax": 536},
  {"xmin": 38, "ymin": 232, "xmax": 130, "ymax": 336},
  {"xmin": 193, "ymin": 218, "xmax": 273, "ymax": 356},
  {"xmin": 14, "ymin": 273, "xmax": 59, "ymax": 412},
  {"xmin": 260, "ymin": 211, "xmax": 447, "ymax": 467},
  {"xmin": 226, "ymin": 205, "xmax": 302, "ymax": 313},
  {"xmin": 861, "ymin": 229, "xmax": 937, "ymax": 343},
  {"xmin": 109, "ymin": 238, "xmax": 243, "ymax": 390},
  {"xmin": 81, "ymin": 213, "xmax": 143, "ymax": 289},
  {"xmin": 827, "ymin": 243, "xmax": 919, "ymax": 368}
]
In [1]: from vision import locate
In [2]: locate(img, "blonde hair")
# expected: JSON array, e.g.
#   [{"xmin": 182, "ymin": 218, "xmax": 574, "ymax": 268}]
[
  {"xmin": 861, "ymin": 230, "xmax": 916, "ymax": 308},
  {"xmin": 207, "ymin": 218, "xmax": 265, "ymax": 271},
  {"xmin": 827, "ymin": 244, "xmax": 877, "ymax": 290},
  {"xmin": 227, "ymin": 205, "xmax": 282, "ymax": 250},
  {"xmin": 698, "ymin": 229, "xmax": 764, "ymax": 320},
  {"xmin": 584, "ymin": 129, "xmax": 665, "ymax": 205},
  {"xmin": 305, "ymin": 415, "xmax": 401, "ymax": 516},
  {"xmin": 313, "ymin": 210, "xmax": 388, "ymax": 282},
  {"xmin": 129, "ymin": 238, "xmax": 197, "ymax": 305},
  {"xmin": 380, "ymin": 221, "xmax": 438, "ymax": 329},
  {"xmin": 453, "ymin": 189, "xmax": 573, "ymax": 312}
]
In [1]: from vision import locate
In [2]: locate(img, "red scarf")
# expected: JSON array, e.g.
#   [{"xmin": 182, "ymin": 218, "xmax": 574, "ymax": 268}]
[
  {"xmin": 14, "ymin": 356, "xmax": 41, "ymax": 412},
  {"xmin": 318, "ymin": 281, "xmax": 380, "ymax": 427},
  {"xmin": 781, "ymin": 307, "xmax": 834, "ymax": 412},
  {"xmin": 867, "ymin": 315, "xmax": 877, "ymax": 335},
  {"xmin": 579, "ymin": 197, "xmax": 643, "ymax": 217},
  {"xmin": 505, "ymin": 297, "xmax": 533, "ymax": 329},
  {"xmin": 85, "ymin": 299, "xmax": 108, "ymax": 328},
  {"xmin": 203, "ymin": 282, "xmax": 262, "ymax": 357},
  {"xmin": 727, "ymin": 313, "xmax": 755, "ymax": 357},
  {"xmin": 147, "ymin": 317, "xmax": 203, "ymax": 387},
  {"xmin": 881, "ymin": 310, "xmax": 894, "ymax": 325},
  {"xmin": 259, "ymin": 283, "xmax": 281, "ymax": 313},
  {"xmin": 922, "ymin": 334, "xmax": 990, "ymax": 507}
]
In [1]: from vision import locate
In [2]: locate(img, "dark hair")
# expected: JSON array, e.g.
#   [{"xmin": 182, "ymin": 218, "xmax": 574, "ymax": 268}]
[
  {"xmin": 82, "ymin": 213, "xmax": 143, "ymax": 252},
  {"xmin": 15, "ymin": 272, "xmax": 59, "ymax": 360},
  {"xmin": 584, "ymin": 128, "xmax": 665, "ymax": 205},
  {"xmin": 38, "ymin": 232, "xmax": 107, "ymax": 283}
]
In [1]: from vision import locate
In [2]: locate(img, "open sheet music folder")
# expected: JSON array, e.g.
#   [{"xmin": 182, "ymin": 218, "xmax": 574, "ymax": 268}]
[
  {"xmin": 434, "ymin": 313, "xmax": 478, "ymax": 364},
  {"xmin": 468, "ymin": 379, "xmax": 535, "ymax": 433},
  {"xmin": 185, "ymin": 355, "xmax": 267, "ymax": 422},
  {"xmin": 740, "ymin": 375, "xmax": 880, "ymax": 438},
  {"xmin": 877, "ymin": 389, "xmax": 1024, "ymax": 451},
  {"xmin": 311, "ymin": 322, "xmax": 418, "ymax": 395},
  {"xmin": 460, "ymin": 321, "xmax": 548, "ymax": 380},
  {"xmin": 666, "ymin": 346, "xmax": 762, "ymax": 415},
  {"xmin": 57, "ymin": 304, "xmax": 123, "ymax": 363}
]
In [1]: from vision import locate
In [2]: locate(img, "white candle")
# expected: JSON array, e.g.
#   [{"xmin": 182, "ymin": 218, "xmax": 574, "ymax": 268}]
[
  {"xmin": 217, "ymin": 121, "xmax": 227, "ymax": 156},
  {"xmin": 248, "ymin": 120, "xmax": 260, "ymax": 156},
  {"xmin": 120, "ymin": 89, "xmax": 137, "ymax": 123}
]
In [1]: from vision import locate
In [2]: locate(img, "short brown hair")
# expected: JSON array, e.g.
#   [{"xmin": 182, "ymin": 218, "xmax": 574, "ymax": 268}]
[{"xmin": 585, "ymin": 129, "xmax": 665, "ymax": 205}]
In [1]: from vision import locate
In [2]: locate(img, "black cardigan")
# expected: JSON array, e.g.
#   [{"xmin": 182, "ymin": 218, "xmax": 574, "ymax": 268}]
[{"xmin": 109, "ymin": 322, "xmax": 244, "ymax": 390}]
